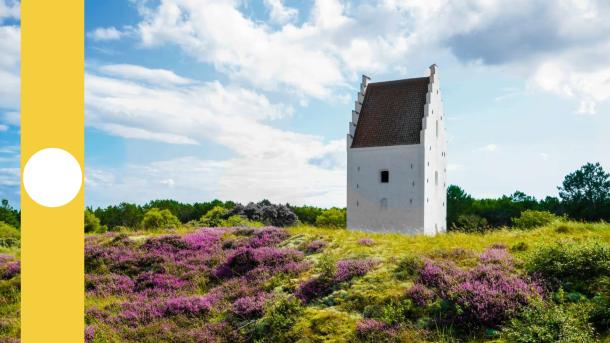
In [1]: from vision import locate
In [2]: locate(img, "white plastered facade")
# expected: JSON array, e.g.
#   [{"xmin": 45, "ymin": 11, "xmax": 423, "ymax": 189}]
[{"xmin": 346, "ymin": 65, "xmax": 447, "ymax": 236}]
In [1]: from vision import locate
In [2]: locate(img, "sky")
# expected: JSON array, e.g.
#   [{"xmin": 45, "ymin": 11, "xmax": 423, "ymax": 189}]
[{"xmin": 1, "ymin": 0, "xmax": 610, "ymax": 210}]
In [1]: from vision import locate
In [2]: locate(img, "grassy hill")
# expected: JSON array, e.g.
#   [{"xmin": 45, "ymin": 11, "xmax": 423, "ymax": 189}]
[{"xmin": 79, "ymin": 221, "xmax": 610, "ymax": 343}]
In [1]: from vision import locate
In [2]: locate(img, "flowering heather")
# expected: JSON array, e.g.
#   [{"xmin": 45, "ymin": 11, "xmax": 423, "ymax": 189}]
[
  {"xmin": 295, "ymin": 258, "xmax": 379, "ymax": 303},
  {"xmin": 83, "ymin": 226, "xmax": 313, "ymax": 341},
  {"xmin": 357, "ymin": 238, "xmax": 375, "ymax": 246},
  {"xmin": 1, "ymin": 261, "xmax": 20, "ymax": 280},
  {"xmin": 215, "ymin": 246, "xmax": 306, "ymax": 278},
  {"xmin": 356, "ymin": 319, "xmax": 402, "ymax": 342},
  {"xmin": 305, "ymin": 239, "xmax": 328, "ymax": 253},
  {"xmin": 413, "ymin": 246, "xmax": 543, "ymax": 331},
  {"xmin": 0, "ymin": 254, "xmax": 14, "ymax": 263},
  {"xmin": 404, "ymin": 283, "xmax": 435, "ymax": 307},
  {"xmin": 230, "ymin": 293, "xmax": 276, "ymax": 319},
  {"xmin": 85, "ymin": 273, "xmax": 135, "ymax": 296}
]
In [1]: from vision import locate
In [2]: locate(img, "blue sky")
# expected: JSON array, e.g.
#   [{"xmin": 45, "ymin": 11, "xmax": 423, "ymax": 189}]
[{"xmin": 1, "ymin": 0, "xmax": 610, "ymax": 210}]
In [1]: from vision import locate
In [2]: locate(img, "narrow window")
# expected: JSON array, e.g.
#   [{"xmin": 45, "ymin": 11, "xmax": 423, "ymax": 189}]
[
  {"xmin": 427, "ymin": 198, "xmax": 429, "ymax": 203},
  {"xmin": 357, "ymin": 201, "xmax": 359, "ymax": 206},
  {"xmin": 357, "ymin": 184, "xmax": 359, "ymax": 188},
  {"xmin": 358, "ymin": 166, "xmax": 360, "ymax": 171},
  {"xmin": 435, "ymin": 171, "xmax": 438, "ymax": 186},
  {"xmin": 411, "ymin": 164, "xmax": 413, "ymax": 169},
  {"xmin": 410, "ymin": 199, "xmax": 412, "ymax": 204},
  {"xmin": 432, "ymin": 110, "xmax": 434, "ymax": 114},
  {"xmin": 435, "ymin": 224, "xmax": 438, "ymax": 234},
  {"xmin": 380, "ymin": 198, "xmax": 388, "ymax": 210},
  {"xmin": 381, "ymin": 171, "xmax": 389, "ymax": 183},
  {"xmin": 427, "ymin": 179, "xmax": 429, "ymax": 183},
  {"xmin": 412, "ymin": 181, "xmax": 415, "ymax": 186}
]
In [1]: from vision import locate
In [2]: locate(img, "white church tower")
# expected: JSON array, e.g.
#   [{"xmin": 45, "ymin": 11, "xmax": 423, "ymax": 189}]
[{"xmin": 346, "ymin": 64, "xmax": 447, "ymax": 235}]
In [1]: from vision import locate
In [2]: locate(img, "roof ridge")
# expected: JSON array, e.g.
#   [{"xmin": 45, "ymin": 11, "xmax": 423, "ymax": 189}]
[{"xmin": 369, "ymin": 76, "xmax": 429, "ymax": 86}]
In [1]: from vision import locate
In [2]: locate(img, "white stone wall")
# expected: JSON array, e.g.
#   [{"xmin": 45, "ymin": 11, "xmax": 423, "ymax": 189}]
[
  {"xmin": 347, "ymin": 65, "xmax": 447, "ymax": 236},
  {"xmin": 347, "ymin": 145, "xmax": 426, "ymax": 234},
  {"xmin": 421, "ymin": 64, "xmax": 448, "ymax": 235}
]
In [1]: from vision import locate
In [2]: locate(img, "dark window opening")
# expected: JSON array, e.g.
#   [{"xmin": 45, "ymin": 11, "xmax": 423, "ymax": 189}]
[{"xmin": 381, "ymin": 171, "xmax": 389, "ymax": 183}]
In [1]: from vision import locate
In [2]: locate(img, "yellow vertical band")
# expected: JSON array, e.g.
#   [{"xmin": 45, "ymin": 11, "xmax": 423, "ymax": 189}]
[{"xmin": 21, "ymin": 1, "xmax": 84, "ymax": 342}]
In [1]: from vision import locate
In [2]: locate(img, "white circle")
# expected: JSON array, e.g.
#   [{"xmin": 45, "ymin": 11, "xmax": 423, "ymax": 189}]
[{"xmin": 23, "ymin": 148, "xmax": 83, "ymax": 207}]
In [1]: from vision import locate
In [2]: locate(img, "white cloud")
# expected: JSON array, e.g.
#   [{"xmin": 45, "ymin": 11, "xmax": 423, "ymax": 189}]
[
  {"xmin": 85, "ymin": 65, "xmax": 346, "ymax": 206},
  {"xmin": 84, "ymin": 168, "xmax": 116, "ymax": 187},
  {"xmin": 0, "ymin": 25, "xmax": 20, "ymax": 109},
  {"xmin": 264, "ymin": 0, "xmax": 298, "ymax": 24},
  {"xmin": 86, "ymin": 27, "xmax": 122, "ymax": 41},
  {"xmin": 1, "ymin": 111, "xmax": 19, "ymax": 126},
  {"xmin": 0, "ymin": 167, "xmax": 19, "ymax": 186},
  {"xmin": 0, "ymin": 0, "xmax": 20, "ymax": 23},
  {"xmin": 539, "ymin": 152, "xmax": 549, "ymax": 160},
  {"xmin": 0, "ymin": 124, "xmax": 7, "ymax": 131},
  {"xmin": 478, "ymin": 144, "xmax": 499, "ymax": 152},
  {"xmin": 128, "ymin": 0, "xmax": 610, "ymax": 112},
  {"xmin": 99, "ymin": 64, "xmax": 197, "ymax": 85},
  {"xmin": 0, "ymin": 145, "xmax": 19, "ymax": 153}
]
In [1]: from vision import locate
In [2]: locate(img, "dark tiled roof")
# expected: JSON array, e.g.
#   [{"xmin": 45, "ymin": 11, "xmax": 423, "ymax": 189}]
[{"xmin": 351, "ymin": 77, "xmax": 429, "ymax": 148}]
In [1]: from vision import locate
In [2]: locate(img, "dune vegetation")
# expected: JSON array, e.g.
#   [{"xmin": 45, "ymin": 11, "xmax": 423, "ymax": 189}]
[{"xmin": 79, "ymin": 219, "xmax": 610, "ymax": 343}]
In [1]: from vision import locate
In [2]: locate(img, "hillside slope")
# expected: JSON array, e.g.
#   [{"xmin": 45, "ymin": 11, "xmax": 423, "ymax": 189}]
[{"xmin": 83, "ymin": 222, "xmax": 610, "ymax": 343}]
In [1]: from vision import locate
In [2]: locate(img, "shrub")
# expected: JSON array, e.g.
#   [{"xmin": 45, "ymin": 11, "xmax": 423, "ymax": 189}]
[
  {"xmin": 85, "ymin": 210, "xmax": 108, "ymax": 234},
  {"xmin": 230, "ymin": 203, "xmax": 298, "ymax": 227},
  {"xmin": 141, "ymin": 208, "xmax": 181, "ymax": 230},
  {"xmin": 512, "ymin": 210, "xmax": 559, "ymax": 230},
  {"xmin": 295, "ymin": 258, "xmax": 379, "ymax": 303},
  {"xmin": 503, "ymin": 295, "xmax": 595, "ymax": 343},
  {"xmin": 0, "ymin": 222, "xmax": 19, "ymax": 240},
  {"xmin": 200, "ymin": 206, "xmax": 229, "ymax": 227},
  {"xmin": 254, "ymin": 296, "xmax": 303, "ymax": 341},
  {"xmin": 305, "ymin": 239, "xmax": 328, "ymax": 253},
  {"xmin": 451, "ymin": 214, "xmax": 489, "ymax": 233},
  {"xmin": 356, "ymin": 319, "xmax": 403, "ymax": 342},
  {"xmin": 528, "ymin": 238, "xmax": 610, "ymax": 292},
  {"xmin": 216, "ymin": 214, "xmax": 264, "ymax": 228},
  {"xmin": 315, "ymin": 208, "xmax": 346, "ymax": 228},
  {"xmin": 413, "ymin": 246, "xmax": 543, "ymax": 332}
]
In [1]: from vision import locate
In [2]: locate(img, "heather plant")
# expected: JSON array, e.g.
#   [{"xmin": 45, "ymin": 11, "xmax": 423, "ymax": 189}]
[
  {"xmin": 305, "ymin": 239, "xmax": 328, "ymax": 253},
  {"xmin": 357, "ymin": 238, "xmax": 375, "ymax": 246},
  {"xmin": 295, "ymin": 257, "xmax": 379, "ymax": 303},
  {"xmin": 512, "ymin": 210, "xmax": 560, "ymax": 230},
  {"xmin": 356, "ymin": 319, "xmax": 403, "ymax": 342},
  {"xmin": 412, "ymin": 246, "xmax": 543, "ymax": 332}
]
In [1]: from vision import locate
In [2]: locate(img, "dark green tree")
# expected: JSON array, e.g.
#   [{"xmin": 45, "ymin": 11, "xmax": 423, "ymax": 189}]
[
  {"xmin": 446, "ymin": 185, "xmax": 474, "ymax": 228},
  {"xmin": 558, "ymin": 162, "xmax": 610, "ymax": 221},
  {"xmin": 0, "ymin": 199, "xmax": 20, "ymax": 229}
]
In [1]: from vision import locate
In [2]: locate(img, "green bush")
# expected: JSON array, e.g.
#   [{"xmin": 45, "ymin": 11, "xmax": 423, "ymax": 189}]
[
  {"xmin": 254, "ymin": 296, "xmax": 304, "ymax": 341},
  {"xmin": 141, "ymin": 208, "xmax": 181, "ymax": 230},
  {"xmin": 85, "ymin": 210, "xmax": 108, "ymax": 234},
  {"xmin": 200, "ymin": 206, "xmax": 228, "ymax": 227},
  {"xmin": 528, "ymin": 238, "xmax": 610, "ymax": 293},
  {"xmin": 503, "ymin": 294, "xmax": 595, "ymax": 343},
  {"xmin": 0, "ymin": 221, "xmax": 19, "ymax": 240},
  {"xmin": 216, "ymin": 214, "xmax": 264, "ymax": 228},
  {"xmin": 315, "ymin": 208, "xmax": 346, "ymax": 228},
  {"xmin": 451, "ymin": 214, "xmax": 489, "ymax": 233},
  {"xmin": 512, "ymin": 210, "xmax": 559, "ymax": 230}
]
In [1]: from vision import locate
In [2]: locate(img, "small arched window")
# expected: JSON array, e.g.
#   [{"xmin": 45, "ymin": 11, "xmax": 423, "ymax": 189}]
[
  {"xmin": 380, "ymin": 198, "xmax": 388, "ymax": 210},
  {"xmin": 435, "ymin": 171, "xmax": 438, "ymax": 186},
  {"xmin": 381, "ymin": 171, "xmax": 389, "ymax": 183}
]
